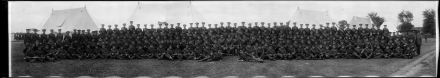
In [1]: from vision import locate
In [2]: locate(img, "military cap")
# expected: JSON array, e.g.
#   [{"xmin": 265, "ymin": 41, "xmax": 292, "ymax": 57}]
[
  {"xmin": 384, "ymin": 25, "xmax": 387, "ymax": 28},
  {"xmin": 150, "ymin": 24, "xmax": 154, "ymax": 28},
  {"xmin": 130, "ymin": 21, "xmax": 133, "ymax": 25},
  {"xmin": 73, "ymin": 29, "xmax": 77, "ymax": 31},
  {"xmin": 170, "ymin": 24, "xmax": 174, "ymax": 28},
  {"xmin": 332, "ymin": 22, "xmax": 336, "ymax": 25},
  {"xmin": 177, "ymin": 23, "xmax": 181, "ymax": 26},
  {"xmin": 267, "ymin": 23, "xmax": 271, "ymax": 27},
  {"xmin": 108, "ymin": 25, "xmax": 112, "ymax": 29},
  {"xmin": 82, "ymin": 30, "xmax": 85, "ymax": 32},
  {"xmin": 312, "ymin": 24, "xmax": 316, "ymax": 26},
  {"xmin": 248, "ymin": 23, "xmax": 252, "ymax": 26},
  {"xmin": 137, "ymin": 24, "xmax": 140, "ymax": 28},
  {"xmin": 42, "ymin": 29, "xmax": 46, "ymax": 31},
  {"xmin": 359, "ymin": 24, "xmax": 363, "ymax": 27},
  {"xmin": 87, "ymin": 29, "xmax": 90, "ymax": 31},
  {"xmin": 273, "ymin": 22, "xmax": 277, "ymax": 26},
  {"xmin": 300, "ymin": 24, "xmax": 304, "ymax": 28},
  {"xmin": 233, "ymin": 23, "xmax": 237, "ymax": 27},
  {"xmin": 261, "ymin": 22, "xmax": 265, "ymax": 26},
  {"xmin": 214, "ymin": 24, "xmax": 218, "ymax": 28},
  {"xmin": 101, "ymin": 24, "xmax": 105, "ymax": 28},
  {"xmin": 280, "ymin": 22, "xmax": 284, "ymax": 26},
  {"xmin": 195, "ymin": 22, "xmax": 199, "ymax": 25},
  {"xmin": 123, "ymin": 23, "xmax": 126, "ymax": 27},
  {"xmin": 365, "ymin": 24, "xmax": 369, "ymax": 28},
  {"xmin": 353, "ymin": 25, "xmax": 357, "ymax": 28},
  {"xmin": 144, "ymin": 24, "xmax": 147, "ymax": 27},
  {"xmin": 66, "ymin": 31, "xmax": 70, "ymax": 33},
  {"xmin": 202, "ymin": 22, "xmax": 205, "ymax": 25},
  {"xmin": 241, "ymin": 21, "xmax": 245, "ymax": 25},
  {"xmin": 208, "ymin": 24, "xmax": 212, "ymax": 28}
]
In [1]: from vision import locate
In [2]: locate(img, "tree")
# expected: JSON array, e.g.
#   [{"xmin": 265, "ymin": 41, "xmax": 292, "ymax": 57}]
[
  {"xmin": 397, "ymin": 10, "xmax": 414, "ymax": 32},
  {"xmin": 367, "ymin": 12, "xmax": 386, "ymax": 28},
  {"xmin": 422, "ymin": 9, "xmax": 435, "ymax": 36},
  {"xmin": 338, "ymin": 20, "xmax": 348, "ymax": 29}
]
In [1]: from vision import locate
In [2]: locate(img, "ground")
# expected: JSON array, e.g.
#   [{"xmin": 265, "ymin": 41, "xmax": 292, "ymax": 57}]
[{"xmin": 11, "ymin": 38, "xmax": 437, "ymax": 78}]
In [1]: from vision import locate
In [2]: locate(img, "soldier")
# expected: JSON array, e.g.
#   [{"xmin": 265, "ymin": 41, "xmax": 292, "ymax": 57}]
[
  {"xmin": 114, "ymin": 24, "xmax": 120, "ymax": 35},
  {"xmin": 40, "ymin": 29, "xmax": 48, "ymax": 45},
  {"xmin": 136, "ymin": 24, "xmax": 142, "ymax": 34},
  {"xmin": 107, "ymin": 25, "xmax": 113, "ymax": 35},
  {"xmin": 48, "ymin": 29, "xmax": 56, "ymax": 44},
  {"xmin": 121, "ymin": 23, "xmax": 128, "ymax": 35},
  {"xmin": 100, "ymin": 24, "xmax": 107, "ymax": 35},
  {"xmin": 129, "ymin": 21, "xmax": 136, "ymax": 34}
]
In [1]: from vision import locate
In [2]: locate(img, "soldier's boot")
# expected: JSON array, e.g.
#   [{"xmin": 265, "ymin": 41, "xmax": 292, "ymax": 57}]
[
  {"xmin": 237, "ymin": 55, "xmax": 245, "ymax": 62},
  {"xmin": 251, "ymin": 56, "xmax": 264, "ymax": 63},
  {"xmin": 134, "ymin": 54, "xmax": 142, "ymax": 59},
  {"xmin": 177, "ymin": 54, "xmax": 183, "ymax": 61},
  {"xmin": 165, "ymin": 53, "xmax": 173, "ymax": 60},
  {"xmin": 269, "ymin": 54, "xmax": 276, "ymax": 61},
  {"xmin": 147, "ymin": 54, "xmax": 154, "ymax": 59},
  {"xmin": 334, "ymin": 53, "xmax": 341, "ymax": 59},
  {"xmin": 294, "ymin": 54, "xmax": 301, "ymax": 60},
  {"xmin": 198, "ymin": 56, "xmax": 210, "ymax": 62},
  {"xmin": 354, "ymin": 53, "xmax": 362, "ymax": 59},
  {"xmin": 372, "ymin": 53, "xmax": 382, "ymax": 59},
  {"xmin": 76, "ymin": 54, "xmax": 83, "ymax": 60},
  {"xmin": 45, "ymin": 54, "xmax": 56, "ymax": 62},
  {"xmin": 37, "ymin": 56, "xmax": 45, "ymax": 62}
]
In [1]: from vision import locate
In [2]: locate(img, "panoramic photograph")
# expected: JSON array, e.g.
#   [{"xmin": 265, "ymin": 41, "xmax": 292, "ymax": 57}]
[{"xmin": 9, "ymin": 1, "xmax": 437, "ymax": 78}]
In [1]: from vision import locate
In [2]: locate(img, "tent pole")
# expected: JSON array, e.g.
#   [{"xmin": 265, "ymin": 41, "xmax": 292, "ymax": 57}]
[
  {"xmin": 39, "ymin": 11, "xmax": 52, "ymax": 30},
  {"xmin": 190, "ymin": 1, "xmax": 195, "ymax": 23},
  {"xmin": 87, "ymin": 7, "xmax": 100, "ymax": 28},
  {"xmin": 73, "ymin": 8, "xmax": 85, "ymax": 30},
  {"xmin": 129, "ymin": 2, "xmax": 140, "ymax": 22},
  {"xmin": 192, "ymin": 2, "xmax": 208, "ymax": 23}
]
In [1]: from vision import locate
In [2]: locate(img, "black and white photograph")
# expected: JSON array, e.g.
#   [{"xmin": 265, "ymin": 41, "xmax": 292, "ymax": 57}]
[{"xmin": 8, "ymin": 1, "xmax": 438, "ymax": 78}]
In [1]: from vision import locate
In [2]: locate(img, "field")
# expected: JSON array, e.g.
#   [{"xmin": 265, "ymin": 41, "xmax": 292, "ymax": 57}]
[{"xmin": 11, "ymin": 38, "xmax": 437, "ymax": 78}]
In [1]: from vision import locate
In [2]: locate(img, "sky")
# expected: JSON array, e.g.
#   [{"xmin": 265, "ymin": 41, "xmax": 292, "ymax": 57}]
[{"xmin": 9, "ymin": 1, "xmax": 438, "ymax": 32}]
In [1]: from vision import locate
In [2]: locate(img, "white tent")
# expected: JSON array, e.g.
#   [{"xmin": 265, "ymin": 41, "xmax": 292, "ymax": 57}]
[
  {"xmin": 349, "ymin": 16, "xmax": 374, "ymax": 29},
  {"xmin": 41, "ymin": 6, "xmax": 99, "ymax": 32},
  {"xmin": 289, "ymin": 9, "xmax": 334, "ymax": 28},
  {"xmin": 129, "ymin": 1, "xmax": 206, "ymax": 28},
  {"xmin": 381, "ymin": 22, "xmax": 398, "ymax": 32}
]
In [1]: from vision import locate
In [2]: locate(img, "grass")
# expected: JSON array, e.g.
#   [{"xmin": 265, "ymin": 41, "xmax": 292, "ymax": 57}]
[{"xmin": 11, "ymin": 38, "xmax": 437, "ymax": 78}]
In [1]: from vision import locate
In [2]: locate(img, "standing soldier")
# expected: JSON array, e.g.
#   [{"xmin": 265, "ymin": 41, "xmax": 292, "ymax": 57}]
[
  {"xmin": 114, "ymin": 24, "xmax": 120, "ymax": 35},
  {"xmin": 100, "ymin": 24, "xmax": 106, "ymax": 35},
  {"xmin": 40, "ymin": 29, "xmax": 48, "ymax": 45},
  {"xmin": 136, "ymin": 24, "xmax": 142, "ymax": 34},
  {"xmin": 107, "ymin": 25, "xmax": 113, "ymax": 35},
  {"xmin": 48, "ymin": 29, "xmax": 56, "ymax": 44},
  {"xmin": 122, "ymin": 23, "xmax": 128, "ymax": 35},
  {"xmin": 129, "ymin": 21, "xmax": 136, "ymax": 34}
]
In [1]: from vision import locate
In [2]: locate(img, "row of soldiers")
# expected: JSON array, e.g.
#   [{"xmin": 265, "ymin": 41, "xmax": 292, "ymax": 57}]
[{"xmin": 21, "ymin": 21, "xmax": 420, "ymax": 63}]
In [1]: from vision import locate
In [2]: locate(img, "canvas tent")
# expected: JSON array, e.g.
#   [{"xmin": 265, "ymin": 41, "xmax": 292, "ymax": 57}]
[
  {"xmin": 41, "ymin": 6, "xmax": 99, "ymax": 32},
  {"xmin": 289, "ymin": 9, "xmax": 334, "ymax": 28},
  {"xmin": 349, "ymin": 16, "xmax": 374, "ymax": 29},
  {"xmin": 381, "ymin": 22, "xmax": 398, "ymax": 32},
  {"xmin": 129, "ymin": 2, "xmax": 206, "ymax": 28}
]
